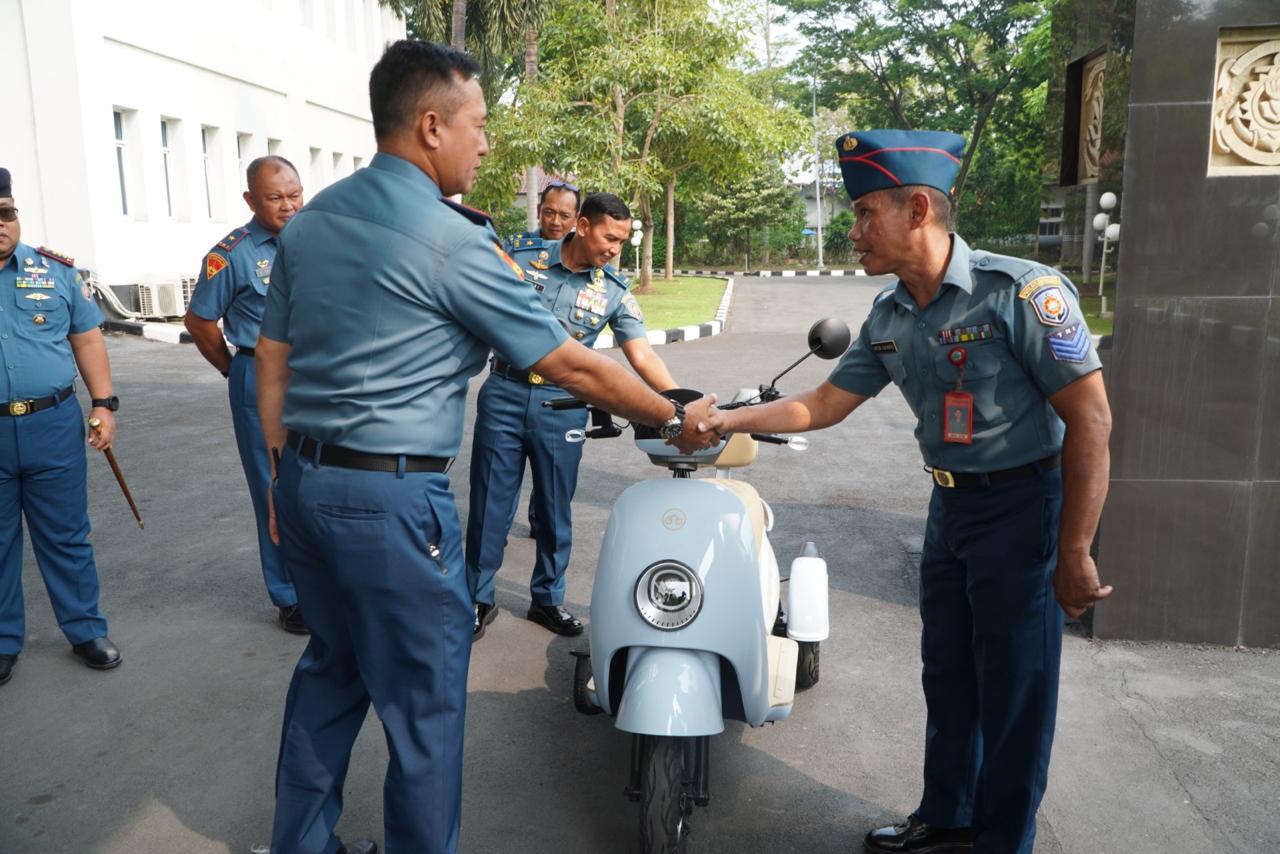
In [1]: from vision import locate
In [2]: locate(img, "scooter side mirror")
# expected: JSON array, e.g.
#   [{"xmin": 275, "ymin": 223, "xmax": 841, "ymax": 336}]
[{"xmin": 807, "ymin": 318, "xmax": 852, "ymax": 360}]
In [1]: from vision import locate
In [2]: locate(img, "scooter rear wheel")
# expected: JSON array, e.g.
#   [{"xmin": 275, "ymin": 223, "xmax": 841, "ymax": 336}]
[{"xmin": 639, "ymin": 736, "xmax": 692, "ymax": 853}]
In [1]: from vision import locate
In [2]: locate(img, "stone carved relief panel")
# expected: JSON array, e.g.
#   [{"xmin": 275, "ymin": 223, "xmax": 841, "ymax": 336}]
[
  {"xmin": 1078, "ymin": 53, "xmax": 1106, "ymax": 183},
  {"xmin": 1211, "ymin": 28, "xmax": 1280, "ymax": 175}
]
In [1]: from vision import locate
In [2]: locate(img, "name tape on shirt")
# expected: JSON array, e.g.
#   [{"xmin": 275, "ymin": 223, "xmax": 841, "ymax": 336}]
[{"xmin": 871, "ymin": 340, "xmax": 898, "ymax": 354}]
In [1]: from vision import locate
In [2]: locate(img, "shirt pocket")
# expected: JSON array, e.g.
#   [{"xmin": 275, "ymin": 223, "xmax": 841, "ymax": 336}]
[
  {"xmin": 14, "ymin": 289, "xmax": 68, "ymax": 335},
  {"xmin": 932, "ymin": 340, "xmax": 1007, "ymax": 426}
]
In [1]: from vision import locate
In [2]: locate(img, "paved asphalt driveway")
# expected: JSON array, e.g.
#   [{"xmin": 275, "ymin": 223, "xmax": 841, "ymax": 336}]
[{"xmin": 2, "ymin": 275, "xmax": 1277, "ymax": 853}]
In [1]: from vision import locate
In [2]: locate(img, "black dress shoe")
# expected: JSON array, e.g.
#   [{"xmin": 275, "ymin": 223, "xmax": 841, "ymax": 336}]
[
  {"xmin": 473, "ymin": 603, "xmax": 498, "ymax": 642},
  {"xmin": 338, "ymin": 840, "xmax": 378, "ymax": 854},
  {"xmin": 865, "ymin": 815, "xmax": 972, "ymax": 853},
  {"xmin": 0, "ymin": 654, "xmax": 16, "ymax": 686},
  {"xmin": 278, "ymin": 605, "xmax": 310, "ymax": 635},
  {"xmin": 71, "ymin": 637, "xmax": 122, "ymax": 671},
  {"xmin": 527, "ymin": 604, "xmax": 583, "ymax": 636}
]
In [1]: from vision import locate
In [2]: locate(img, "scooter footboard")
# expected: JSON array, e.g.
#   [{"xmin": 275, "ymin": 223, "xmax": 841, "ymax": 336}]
[{"xmin": 614, "ymin": 648, "xmax": 725, "ymax": 737}]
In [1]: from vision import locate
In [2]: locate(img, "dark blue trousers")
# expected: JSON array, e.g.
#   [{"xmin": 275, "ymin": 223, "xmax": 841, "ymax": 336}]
[
  {"xmin": 465, "ymin": 373, "xmax": 588, "ymax": 607},
  {"xmin": 270, "ymin": 445, "xmax": 472, "ymax": 854},
  {"xmin": 915, "ymin": 469, "xmax": 1064, "ymax": 854},
  {"xmin": 229, "ymin": 351, "xmax": 295, "ymax": 607},
  {"xmin": 0, "ymin": 395, "xmax": 107, "ymax": 654}
]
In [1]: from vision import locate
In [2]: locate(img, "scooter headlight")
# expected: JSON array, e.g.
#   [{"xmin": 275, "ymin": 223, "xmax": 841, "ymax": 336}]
[{"xmin": 634, "ymin": 561, "xmax": 703, "ymax": 630}]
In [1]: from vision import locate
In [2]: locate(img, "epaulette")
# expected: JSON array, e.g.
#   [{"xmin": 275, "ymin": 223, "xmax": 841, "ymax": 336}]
[
  {"xmin": 973, "ymin": 251, "xmax": 1076, "ymax": 300},
  {"xmin": 217, "ymin": 228, "xmax": 249, "ymax": 252},
  {"xmin": 602, "ymin": 266, "xmax": 629, "ymax": 289},
  {"xmin": 507, "ymin": 234, "xmax": 545, "ymax": 252},
  {"xmin": 872, "ymin": 286, "xmax": 895, "ymax": 305},
  {"xmin": 36, "ymin": 246, "xmax": 74, "ymax": 267},
  {"xmin": 441, "ymin": 198, "xmax": 493, "ymax": 227}
]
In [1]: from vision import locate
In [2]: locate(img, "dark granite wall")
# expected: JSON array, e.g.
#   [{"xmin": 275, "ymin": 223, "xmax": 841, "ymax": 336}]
[{"xmin": 1095, "ymin": 0, "xmax": 1280, "ymax": 646}]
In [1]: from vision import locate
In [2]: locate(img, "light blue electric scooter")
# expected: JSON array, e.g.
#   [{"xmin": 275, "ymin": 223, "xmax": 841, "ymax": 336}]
[{"xmin": 547, "ymin": 318, "xmax": 852, "ymax": 853}]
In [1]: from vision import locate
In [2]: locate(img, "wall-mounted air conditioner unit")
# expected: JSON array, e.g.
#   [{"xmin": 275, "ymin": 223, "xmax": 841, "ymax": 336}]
[{"xmin": 135, "ymin": 282, "xmax": 187, "ymax": 319}]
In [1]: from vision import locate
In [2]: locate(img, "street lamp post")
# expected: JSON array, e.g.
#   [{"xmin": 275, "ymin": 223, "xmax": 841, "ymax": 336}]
[
  {"xmin": 631, "ymin": 218, "xmax": 643, "ymax": 279},
  {"xmin": 1092, "ymin": 191, "xmax": 1119, "ymax": 317},
  {"xmin": 812, "ymin": 77, "xmax": 824, "ymax": 269}
]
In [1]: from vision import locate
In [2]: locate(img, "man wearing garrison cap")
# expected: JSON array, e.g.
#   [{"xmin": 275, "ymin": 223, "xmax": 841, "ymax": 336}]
[{"xmin": 698, "ymin": 130, "xmax": 1114, "ymax": 854}]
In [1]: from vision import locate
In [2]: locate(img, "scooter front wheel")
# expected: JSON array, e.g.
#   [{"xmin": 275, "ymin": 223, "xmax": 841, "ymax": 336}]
[
  {"xmin": 639, "ymin": 736, "xmax": 692, "ymax": 853},
  {"xmin": 796, "ymin": 641, "xmax": 820, "ymax": 690}
]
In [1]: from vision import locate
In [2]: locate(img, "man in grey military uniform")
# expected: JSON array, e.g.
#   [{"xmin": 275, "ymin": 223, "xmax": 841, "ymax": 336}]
[{"xmin": 698, "ymin": 129, "xmax": 1113, "ymax": 854}]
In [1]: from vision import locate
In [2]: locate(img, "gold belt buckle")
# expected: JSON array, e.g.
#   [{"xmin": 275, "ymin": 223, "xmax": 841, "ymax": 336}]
[
  {"xmin": 8, "ymin": 400, "xmax": 30, "ymax": 416},
  {"xmin": 527, "ymin": 372, "xmax": 544, "ymax": 385},
  {"xmin": 932, "ymin": 468, "xmax": 956, "ymax": 488}
]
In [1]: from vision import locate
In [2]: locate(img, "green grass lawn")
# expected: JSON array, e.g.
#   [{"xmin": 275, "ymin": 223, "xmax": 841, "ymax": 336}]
[
  {"xmin": 1077, "ymin": 278, "xmax": 1117, "ymax": 337},
  {"xmin": 632, "ymin": 276, "xmax": 727, "ymax": 330}
]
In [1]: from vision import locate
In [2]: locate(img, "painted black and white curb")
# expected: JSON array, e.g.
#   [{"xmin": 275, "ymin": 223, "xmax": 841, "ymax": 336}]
[
  {"xmin": 593, "ymin": 276, "xmax": 734, "ymax": 350},
  {"xmin": 102, "ymin": 276, "xmax": 738, "ymax": 352},
  {"xmin": 674, "ymin": 268, "xmax": 866, "ymax": 278}
]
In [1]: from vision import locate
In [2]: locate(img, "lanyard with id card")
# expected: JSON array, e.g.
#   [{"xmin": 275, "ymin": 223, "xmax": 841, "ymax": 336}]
[{"xmin": 943, "ymin": 346, "xmax": 973, "ymax": 444}]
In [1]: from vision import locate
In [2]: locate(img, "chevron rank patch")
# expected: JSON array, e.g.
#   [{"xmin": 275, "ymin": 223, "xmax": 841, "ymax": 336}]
[
  {"xmin": 1030, "ymin": 286, "xmax": 1069, "ymax": 326},
  {"xmin": 1017, "ymin": 274, "xmax": 1060, "ymax": 300},
  {"xmin": 1047, "ymin": 322, "xmax": 1090, "ymax": 363},
  {"xmin": 206, "ymin": 253, "xmax": 228, "ymax": 279}
]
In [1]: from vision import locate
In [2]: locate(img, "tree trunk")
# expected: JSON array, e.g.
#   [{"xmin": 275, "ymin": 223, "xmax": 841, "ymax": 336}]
[
  {"xmin": 635, "ymin": 196, "xmax": 654, "ymax": 293},
  {"xmin": 524, "ymin": 26, "xmax": 540, "ymax": 232},
  {"xmin": 664, "ymin": 177, "xmax": 676, "ymax": 281},
  {"xmin": 450, "ymin": 0, "xmax": 466, "ymax": 50}
]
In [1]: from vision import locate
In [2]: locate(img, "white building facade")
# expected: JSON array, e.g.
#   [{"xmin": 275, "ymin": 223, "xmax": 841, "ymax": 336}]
[{"xmin": 1, "ymin": 0, "xmax": 405, "ymax": 287}]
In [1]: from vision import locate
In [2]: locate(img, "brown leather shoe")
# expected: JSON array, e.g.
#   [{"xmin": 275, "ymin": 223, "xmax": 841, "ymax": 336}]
[
  {"xmin": 527, "ymin": 604, "xmax": 583, "ymax": 636},
  {"xmin": 864, "ymin": 814, "xmax": 973, "ymax": 853}
]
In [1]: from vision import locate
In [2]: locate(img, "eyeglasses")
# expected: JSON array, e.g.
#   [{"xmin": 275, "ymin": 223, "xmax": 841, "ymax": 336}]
[
  {"xmin": 543, "ymin": 179, "xmax": 579, "ymax": 194},
  {"xmin": 0, "ymin": 207, "xmax": 17, "ymax": 223}
]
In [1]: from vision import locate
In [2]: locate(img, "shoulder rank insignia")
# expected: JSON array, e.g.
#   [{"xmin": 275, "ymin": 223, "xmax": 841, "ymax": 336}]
[
  {"xmin": 217, "ymin": 229, "xmax": 248, "ymax": 252},
  {"xmin": 1029, "ymin": 286, "xmax": 1069, "ymax": 326},
  {"xmin": 441, "ymin": 198, "xmax": 493, "ymax": 227},
  {"xmin": 1047, "ymin": 322, "xmax": 1091, "ymax": 363},
  {"xmin": 492, "ymin": 243, "xmax": 525, "ymax": 281},
  {"xmin": 1017, "ymin": 275, "xmax": 1061, "ymax": 300},
  {"xmin": 35, "ymin": 246, "xmax": 74, "ymax": 267},
  {"xmin": 206, "ymin": 252, "xmax": 229, "ymax": 279}
]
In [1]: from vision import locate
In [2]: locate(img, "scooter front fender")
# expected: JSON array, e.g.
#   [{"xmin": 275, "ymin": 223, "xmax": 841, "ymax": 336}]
[{"xmin": 614, "ymin": 647, "xmax": 724, "ymax": 737}]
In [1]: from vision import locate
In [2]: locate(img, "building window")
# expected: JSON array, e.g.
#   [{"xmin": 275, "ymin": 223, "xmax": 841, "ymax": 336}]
[
  {"xmin": 353, "ymin": 155, "xmax": 364, "ymax": 171},
  {"xmin": 332, "ymin": 151, "xmax": 346, "ymax": 180},
  {"xmin": 310, "ymin": 146, "xmax": 325, "ymax": 188},
  {"xmin": 113, "ymin": 110, "xmax": 130, "ymax": 216},
  {"xmin": 201, "ymin": 127, "xmax": 215, "ymax": 218},
  {"xmin": 160, "ymin": 119, "xmax": 175, "ymax": 218},
  {"xmin": 237, "ymin": 132, "xmax": 254, "ymax": 189},
  {"xmin": 268, "ymin": 138, "xmax": 283, "ymax": 156}
]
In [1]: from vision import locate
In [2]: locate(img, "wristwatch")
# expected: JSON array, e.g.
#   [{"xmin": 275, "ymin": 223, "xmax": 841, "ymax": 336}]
[
  {"xmin": 91, "ymin": 396, "xmax": 120, "ymax": 412},
  {"xmin": 658, "ymin": 401, "xmax": 686, "ymax": 440}
]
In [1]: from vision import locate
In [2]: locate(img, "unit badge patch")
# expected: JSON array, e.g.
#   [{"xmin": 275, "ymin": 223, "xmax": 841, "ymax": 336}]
[
  {"xmin": 1017, "ymin": 275, "xmax": 1061, "ymax": 300},
  {"xmin": 493, "ymin": 243, "xmax": 525, "ymax": 281},
  {"xmin": 206, "ymin": 253, "xmax": 228, "ymax": 279},
  {"xmin": 1030, "ymin": 286, "xmax": 1069, "ymax": 326},
  {"xmin": 622, "ymin": 293, "xmax": 643, "ymax": 321},
  {"xmin": 871, "ymin": 339, "xmax": 898, "ymax": 354},
  {"xmin": 1047, "ymin": 322, "xmax": 1091, "ymax": 363}
]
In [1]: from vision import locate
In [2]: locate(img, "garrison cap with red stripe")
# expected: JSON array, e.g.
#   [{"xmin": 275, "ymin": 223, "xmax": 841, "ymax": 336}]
[{"xmin": 835, "ymin": 129, "xmax": 966, "ymax": 202}]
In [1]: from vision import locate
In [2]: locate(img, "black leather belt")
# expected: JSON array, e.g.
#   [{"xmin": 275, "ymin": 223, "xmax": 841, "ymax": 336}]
[
  {"xmin": 287, "ymin": 430, "xmax": 451, "ymax": 473},
  {"xmin": 3, "ymin": 385, "xmax": 74, "ymax": 417},
  {"xmin": 491, "ymin": 358, "xmax": 556, "ymax": 387},
  {"xmin": 236, "ymin": 346, "xmax": 256, "ymax": 357},
  {"xmin": 927, "ymin": 453, "xmax": 1061, "ymax": 489}
]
